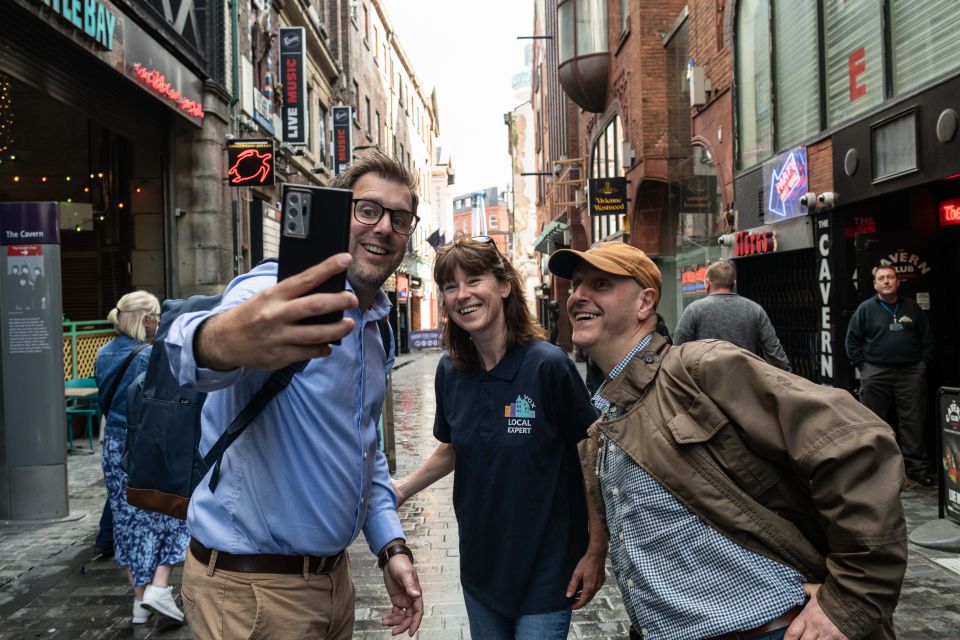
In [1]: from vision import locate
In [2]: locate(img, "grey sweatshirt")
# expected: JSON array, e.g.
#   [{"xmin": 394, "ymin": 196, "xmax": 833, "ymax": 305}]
[{"xmin": 673, "ymin": 293, "xmax": 792, "ymax": 371}]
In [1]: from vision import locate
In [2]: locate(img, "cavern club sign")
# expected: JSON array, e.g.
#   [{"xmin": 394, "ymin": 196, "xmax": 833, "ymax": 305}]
[{"xmin": 226, "ymin": 139, "xmax": 275, "ymax": 187}]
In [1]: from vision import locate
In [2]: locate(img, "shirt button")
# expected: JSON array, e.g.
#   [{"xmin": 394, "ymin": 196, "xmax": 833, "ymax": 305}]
[
  {"xmin": 360, "ymin": 497, "xmax": 365, "ymax": 503},
  {"xmin": 618, "ymin": 532, "xmax": 624, "ymax": 541},
  {"xmin": 608, "ymin": 444, "xmax": 615, "ymax": 453},
  {"xmin": 626, "ymin": 578, "xmax": 634, "ymax": 588},
  {"xmin": 363, "ymin": 452, "xmax": 367, "ymax": 459},
  {"xmin": 641, "ymin": 628, "xmax": 649, "ymax": 637},
  {"xmin": 611, "ymin": 487, "xmax": 620, "ymax": 496}
]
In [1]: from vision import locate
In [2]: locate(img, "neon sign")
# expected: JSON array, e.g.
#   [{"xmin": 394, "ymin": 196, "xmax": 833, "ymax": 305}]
[
  {"xmin": 226, "ymin": 139, "xmax": 275, "ymax": 187},
  {"xmin": 940, "ymin": 198, "xmax": 960, "ymax": 226},
  {"xmin": 734, "ymin": 230, "xmax": 778, "ymax": 257},
  {"xmin": 131, "ymin": 63, "xmax": 204, "ymax": 119},
  {"xmin": 767, "ymin": 150, "xmax": 808, "ymax": 219}
]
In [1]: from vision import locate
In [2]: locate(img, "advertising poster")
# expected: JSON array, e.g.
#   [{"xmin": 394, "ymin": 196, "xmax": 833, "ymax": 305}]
[{"xmin": 940, "ymin": 389, "xmax": 960, "ymax": 525}]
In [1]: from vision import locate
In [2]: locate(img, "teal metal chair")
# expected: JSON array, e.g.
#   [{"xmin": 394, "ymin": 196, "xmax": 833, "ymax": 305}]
[{"xmin": 65, "ymin": 377, "xmax": 99, "ymax": 452}]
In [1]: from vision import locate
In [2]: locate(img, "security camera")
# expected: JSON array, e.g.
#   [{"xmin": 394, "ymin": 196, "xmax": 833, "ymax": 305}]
[
  {"xmin": 817, "ymin": 192, "xmax": 838, "ymax": 207},
  {"xmin": 799, "ymin": 192, "xmax": 816, "ymax": 211}
]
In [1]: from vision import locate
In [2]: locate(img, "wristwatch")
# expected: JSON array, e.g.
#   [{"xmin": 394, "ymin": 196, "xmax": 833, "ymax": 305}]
[{"xmin": 378, "ymin": 542, "xmax": 414, "ymax": 570}]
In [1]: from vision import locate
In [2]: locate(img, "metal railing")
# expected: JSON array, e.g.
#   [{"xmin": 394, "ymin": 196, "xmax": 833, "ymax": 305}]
[{"xmin": 62, "ymin": 320, "xmax": 114, "ymax": 381}]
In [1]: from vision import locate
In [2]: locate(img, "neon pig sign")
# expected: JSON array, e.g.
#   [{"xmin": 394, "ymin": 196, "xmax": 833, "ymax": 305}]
[
  {"xmin": 131, "ymin": 63, "xmax": 204, "ymax": 119},
  {"xmin": 767, "ymin": 150, "xmax": 808, "ymax": 219}
]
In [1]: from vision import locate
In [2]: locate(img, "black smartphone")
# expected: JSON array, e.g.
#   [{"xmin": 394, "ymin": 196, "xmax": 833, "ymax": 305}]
[{"xmin": 278, "ymin": 184, "xmax": 353, "ymax": 333}]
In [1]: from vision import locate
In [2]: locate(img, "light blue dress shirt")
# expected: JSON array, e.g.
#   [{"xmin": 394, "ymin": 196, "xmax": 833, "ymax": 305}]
[{"xmin": 164, "ymin": 261, "xmax": 403, "ymax": 557}]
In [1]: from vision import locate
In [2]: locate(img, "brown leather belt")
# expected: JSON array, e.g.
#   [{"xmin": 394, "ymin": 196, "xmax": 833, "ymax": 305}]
[
  {"xmin": 709, "ymin": 606, "xmax": 803, "ymax": 640},
  {"xmin": 189, "ymin": 538, "xmax": 343, "ymax": 575}
]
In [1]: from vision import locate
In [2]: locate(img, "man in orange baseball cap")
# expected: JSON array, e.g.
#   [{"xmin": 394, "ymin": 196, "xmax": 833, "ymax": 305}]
[{"xmin": 547, "ymin": 241, "xmax": 905, "ymax": 640}]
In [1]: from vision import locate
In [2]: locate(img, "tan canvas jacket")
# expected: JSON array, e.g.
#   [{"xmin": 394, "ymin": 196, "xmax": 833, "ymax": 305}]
[{"xmin": 582, "ymin": 333, "xmax": 907, "ymax": 640}]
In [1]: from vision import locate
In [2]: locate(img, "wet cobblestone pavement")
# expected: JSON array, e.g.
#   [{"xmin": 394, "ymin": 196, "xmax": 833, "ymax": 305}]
[{"xmin": 1, "ymin": 350, "xmax": 959, "ymax": 638}]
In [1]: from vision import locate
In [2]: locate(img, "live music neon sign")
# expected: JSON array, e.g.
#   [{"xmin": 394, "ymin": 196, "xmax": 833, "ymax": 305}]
[
  {"xmin": 940, "ymin": 198, "xmax": 960, "ymax": 226},
  {"xmin": 131, "ymin": 63, "xmax": 204, "ymax": 119}
]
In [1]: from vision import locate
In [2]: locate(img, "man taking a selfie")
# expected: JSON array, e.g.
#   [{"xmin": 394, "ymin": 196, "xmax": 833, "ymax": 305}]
[{"xmin": 165, "ymin": 151, "xmax": 423, "ymax": 639}]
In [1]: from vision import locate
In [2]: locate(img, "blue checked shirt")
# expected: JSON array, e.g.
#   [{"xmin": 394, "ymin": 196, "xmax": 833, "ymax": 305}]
[{"xmin": 592, "ymin": 335, "xmax": 806, "ymax": 640}]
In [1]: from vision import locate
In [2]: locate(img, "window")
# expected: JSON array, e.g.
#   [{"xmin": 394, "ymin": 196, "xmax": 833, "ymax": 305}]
[
  {"xmin": 363, "ymin": 4, "xmax": 369, "ymax": 42},
  {"xmin": 365, "ymin": 97, "xmax": 371, "ymax": 134},
  {"xmin": 872, "ymin": 111, "xmax": 918, "ymax": 181},
  {"xmin": 891, "ymin": 0, "xmax": 960, "ymax": 94},
  {"xmin": 736, "ymin": 0, "xmax": 772, "ymax": 168},
  {"xmin": 353, "ymin": 82, "xmax": 360, "ymax": 121},
  {"xmin": 489, "ymin": 215, "xmax": 498, "ymax": 228},
  {"xmin": 376, "ymin": 111, "xmax": 382, "ymax": 146},
  {"xmin": 374, "ymin": 26, "xmax": 380, "ymax": 63},
  {"xmin": 824, "ymin": 0, "xmax": 883, "ymax": 126},
  {"xmin": 773, "ymin": 0, "xmax": 819, "ymax": 149},
  {"xmin": 590, "ymin": 115, "xmax": 625, "ymax": 242}
]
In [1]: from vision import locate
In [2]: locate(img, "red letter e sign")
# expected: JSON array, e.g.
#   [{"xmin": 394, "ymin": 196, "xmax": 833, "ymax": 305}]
[{"xmin": 848, "ymin": 47, "xmax": 867, "ymax": 101}]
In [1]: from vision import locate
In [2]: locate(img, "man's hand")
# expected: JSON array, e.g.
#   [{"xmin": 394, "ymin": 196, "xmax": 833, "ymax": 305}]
[
  {"xmin": 784, "ymin": 584, "xmax": 849, "ymax": 640},
  {"xmin": 380, "ymin": 553, "xmax": 423, "ymax": 637},
  {"xmin": 391, "ymin": 478, "xmax": 407, "ymax": 508},
  {"xmin": 566, "ymin": 546, "xmax": 606, "ymax": 610},
  {"xmin": 195, "ymin": 253, "xmax": 358, "ymax": 371}
]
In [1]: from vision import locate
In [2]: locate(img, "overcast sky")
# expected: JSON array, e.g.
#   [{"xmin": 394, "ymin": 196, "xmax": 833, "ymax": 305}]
[{"xmin": 381, "ymin": 0, "xmax": 533, "ymax": 197}]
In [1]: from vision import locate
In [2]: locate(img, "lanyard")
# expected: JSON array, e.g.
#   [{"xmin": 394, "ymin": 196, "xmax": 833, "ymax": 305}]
[{"xmin": 878, "ymin": 300, "xmax": 900, "ymax": 320}]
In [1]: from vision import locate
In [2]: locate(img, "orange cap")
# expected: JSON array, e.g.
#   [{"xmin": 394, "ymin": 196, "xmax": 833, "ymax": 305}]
[{"xmin": 548, "ymin": 242, "xmax": 662, "ymax": 304}]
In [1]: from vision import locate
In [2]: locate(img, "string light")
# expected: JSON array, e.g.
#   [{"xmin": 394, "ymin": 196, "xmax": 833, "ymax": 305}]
[
  {"xmin": 12, "ymin": 175, "xmax": 19, "ymax": 182},
  {"xmin": 118, "ymin": 202, "xmax": 124, "ymax": 209}
]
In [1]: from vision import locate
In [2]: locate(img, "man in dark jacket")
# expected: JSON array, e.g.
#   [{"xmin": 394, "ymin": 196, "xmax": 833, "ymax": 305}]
[
  {"xmin": 550, "ymin": 242, "xmax": 906, "ymax": 640},
  {"xmin": 845, "ymin": 265, "xmax": 936, "ymax": 486}
]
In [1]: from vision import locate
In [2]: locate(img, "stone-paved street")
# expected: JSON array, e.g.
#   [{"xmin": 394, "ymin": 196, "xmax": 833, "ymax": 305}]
[{"xmin": 2, "ymin": 349, "xmax": 960, "ymax": 638}]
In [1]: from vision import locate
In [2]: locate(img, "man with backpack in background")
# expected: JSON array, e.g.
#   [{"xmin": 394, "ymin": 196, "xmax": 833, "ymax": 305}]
[{"xmin": 164, "ymin": 151, "xmax": 423, "ymax": 639}]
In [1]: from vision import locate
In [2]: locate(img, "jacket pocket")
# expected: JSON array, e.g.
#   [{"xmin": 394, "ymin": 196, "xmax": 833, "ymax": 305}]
[
  {"xmin": 665, "ymin": 392, "xmax": 729, "ymax": 443},
  {"xmin": 666, "ymin": 393, "xmax": 778, "ymax": 498}
]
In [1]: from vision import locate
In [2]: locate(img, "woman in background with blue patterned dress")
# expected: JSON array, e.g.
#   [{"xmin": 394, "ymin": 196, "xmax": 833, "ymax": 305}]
[{"xmin": 95, "ymin": 291, "xmax": 189, "ymax": 626}]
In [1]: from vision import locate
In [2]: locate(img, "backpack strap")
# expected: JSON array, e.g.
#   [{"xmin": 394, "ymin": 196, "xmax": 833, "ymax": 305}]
[
  {"xmin": 204, "ymin": 365, "xmax": 297, "ymax": 492},
  {"xmin": 99, "ymin": 342, "xmax": 149, "ymax": 415}
]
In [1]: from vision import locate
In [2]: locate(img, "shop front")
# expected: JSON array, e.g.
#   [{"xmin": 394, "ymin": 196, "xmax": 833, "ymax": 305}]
[
  {"xmin": 730, "ymin": 145, "xmax": 824, "ymax": 381},
  {"xmin": 1, "ymin": 0, "xmax": 216, "ymax": 320},
  {"xmin": 828, "ymin": 73, "xmax": 960, "ymax": 397}
]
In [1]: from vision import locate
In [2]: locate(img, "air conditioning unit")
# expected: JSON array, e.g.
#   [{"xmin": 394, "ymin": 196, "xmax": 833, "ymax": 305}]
[{"xmin": 688, "ymin": 64, "xmax": 707, "ymax": 107}]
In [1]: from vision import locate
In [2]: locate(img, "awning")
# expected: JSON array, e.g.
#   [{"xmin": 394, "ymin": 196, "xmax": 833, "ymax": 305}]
[{"xmin": 532, "ymin": 221, "xmax": 569, "ymax": 253}]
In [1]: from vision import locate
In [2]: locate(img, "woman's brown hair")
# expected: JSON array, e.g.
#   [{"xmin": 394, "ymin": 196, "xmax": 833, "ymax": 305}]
[{"xmin": 433, "ymin": 235, "xmax": 545, "ymax": 369}]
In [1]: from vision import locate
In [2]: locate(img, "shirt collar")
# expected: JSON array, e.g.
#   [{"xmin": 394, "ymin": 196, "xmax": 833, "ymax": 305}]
[
  {"xmin": 479, "ymin": 342, "xmax": 528, "ymax": 382},
  {"xmin": 592, "ymin": 333, "xmax": 654, "ymax": 415}
]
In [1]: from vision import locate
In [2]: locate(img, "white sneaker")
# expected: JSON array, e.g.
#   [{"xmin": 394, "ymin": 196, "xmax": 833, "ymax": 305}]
[
  {"xmin": 132, "ymin": 599, "xmax": 152, "ymax": 624},
  {"xmin": 142, "ymin": 584, "xmax": 185, "ymax": 624}
]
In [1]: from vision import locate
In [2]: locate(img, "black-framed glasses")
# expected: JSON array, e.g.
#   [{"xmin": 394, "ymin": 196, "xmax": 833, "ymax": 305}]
[{"xmin": 352, "ymin": 199, "xmax": 420, "ymax": 235}]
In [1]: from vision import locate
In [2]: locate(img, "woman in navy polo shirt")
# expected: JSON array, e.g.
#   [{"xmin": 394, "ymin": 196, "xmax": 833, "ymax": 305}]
[{"xmin": 394, "ymin": 236, "xmax": 606, "ymax": 639}]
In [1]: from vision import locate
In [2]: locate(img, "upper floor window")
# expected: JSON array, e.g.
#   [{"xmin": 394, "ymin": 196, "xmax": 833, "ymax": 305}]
[
  {"xmin": 890, "ymin": 0, "xmax": 960, "ymax": 94},
  {"xmin": 735, "ymin": 0, "xmax": 771, "ymax": 169},
  {"xmin": 824, "ymin": 0, "xmax": 884, "ymax": 126},
  {"xmin": 773, "ymin": 1, "xmax": 819, "ymax": 149}
]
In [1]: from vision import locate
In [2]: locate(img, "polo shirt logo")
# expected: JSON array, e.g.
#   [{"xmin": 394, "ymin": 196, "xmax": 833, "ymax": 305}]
[{"xmin": 505, "ymin": 394, "xmax": 536, "ymax": 434}]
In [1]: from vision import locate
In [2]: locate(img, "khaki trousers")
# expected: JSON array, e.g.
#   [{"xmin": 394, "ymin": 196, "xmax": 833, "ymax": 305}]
[{"xmin": 182, "ymin": 547, "xmax": 355, "ymax": 640}]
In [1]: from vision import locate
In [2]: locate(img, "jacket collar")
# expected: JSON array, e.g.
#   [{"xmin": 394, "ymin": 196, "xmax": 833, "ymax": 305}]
[{"xmin": 598, "ymin": 332, "xmax": 670, "ymax": 410}]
